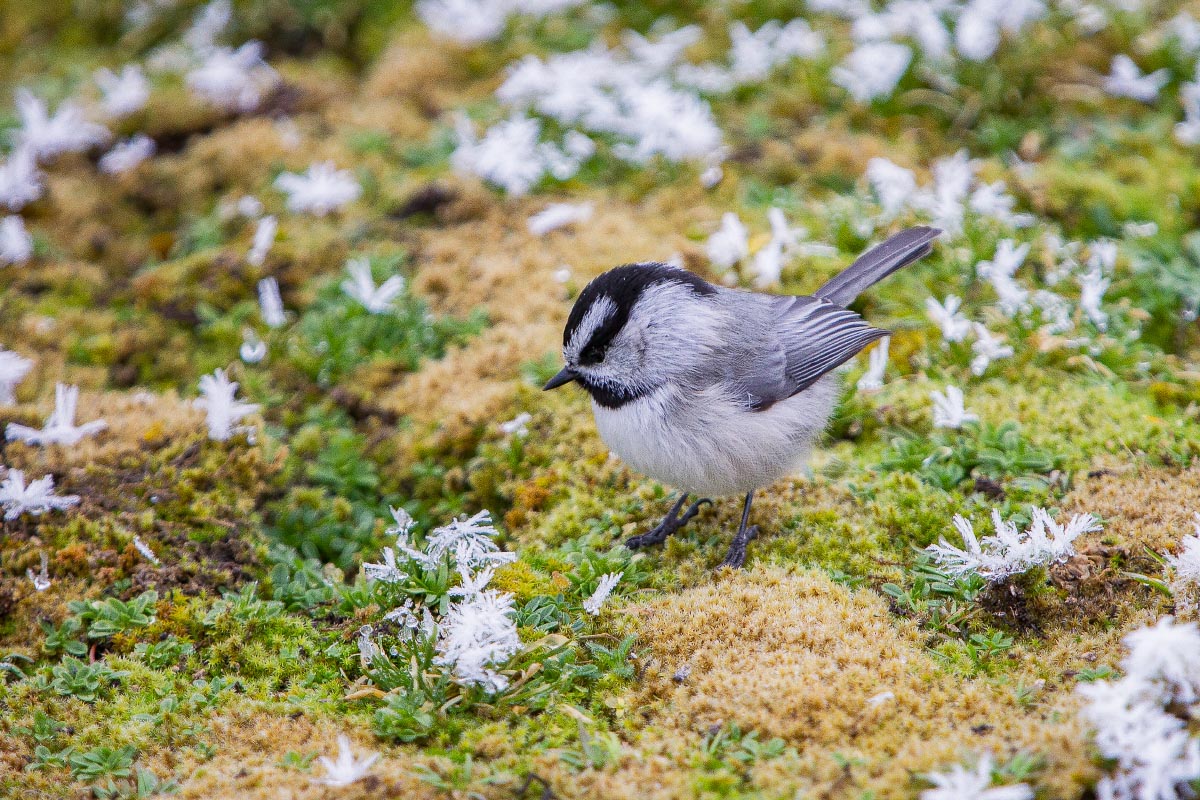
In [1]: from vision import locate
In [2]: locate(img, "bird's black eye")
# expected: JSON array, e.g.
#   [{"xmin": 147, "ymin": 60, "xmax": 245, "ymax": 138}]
[{"xmin": 579, "ymin": 341, "xmax": 606, "ymax": 365}]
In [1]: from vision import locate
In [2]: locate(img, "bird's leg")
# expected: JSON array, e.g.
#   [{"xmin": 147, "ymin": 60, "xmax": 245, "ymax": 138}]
[
  {"xmin": 720, "ymin": 491, "xmax": 760, "ymax": 569},
  {"xmin": 625, "ymin": 493, "xmax": 712, "ymax": 550}
]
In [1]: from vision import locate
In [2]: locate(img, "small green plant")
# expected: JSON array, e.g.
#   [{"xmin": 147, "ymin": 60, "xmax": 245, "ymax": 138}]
[
  {"xmin": 42, "ymin": 617, "xmax": 88, "ymax": 657},
  {"xmin": 880, "ymin": 422, "xmax": 1057, "ymax": 491},
  {"xmin": 1076, "ymin": 664, "xmax": 1118, "ymax": 682},
  {"xmin": 965, "ymin": 631, "xmax": 1015, "ymax": 672},
  {"xmin": 560, "ymin": 721, "xmax": 624, "ymax": 771},
  {"xmin": 68, "ymin": 591, "xmax": 158, "ymax": 641},
  {"xmin": 92, "ymin": 767, "xmax": 179, "ymax": 799},
  {"xmin": 42, "ymin": 657, "xmax": 128, "ymax": 702},
  {"xmin": 68, "ymin": 745, "xmax": 137, "ymax": 782},
  {"xmin": 372, "ymin": 689, "xmax": 439, "ymax": 743},
  {"xmin": 133, "ymin": 637, "xmax": 194, "ymax": 670},
  {"xmin": 584, "ymin": 635, "xmax": 637, "ymax": 681}
]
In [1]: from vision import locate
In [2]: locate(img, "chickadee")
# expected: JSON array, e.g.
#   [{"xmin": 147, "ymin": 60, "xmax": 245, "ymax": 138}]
[{"xmin": 544, "ymin": 226, "xmax": 940, "ymax": 568}]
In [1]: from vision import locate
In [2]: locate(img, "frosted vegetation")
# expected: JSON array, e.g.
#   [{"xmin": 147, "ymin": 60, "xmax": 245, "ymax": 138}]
[{"xmin": 1, "ymin": 0, "xmax": 1200, "ymax": 797}]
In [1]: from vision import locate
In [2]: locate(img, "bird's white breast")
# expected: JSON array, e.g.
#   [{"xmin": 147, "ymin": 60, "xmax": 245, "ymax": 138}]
[{"xmin": 592, "ymin": 375, "xmax": 840, "ymax": 497}]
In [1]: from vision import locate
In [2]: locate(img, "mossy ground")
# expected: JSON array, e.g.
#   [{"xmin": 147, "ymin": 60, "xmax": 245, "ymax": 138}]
[{"xmin": 2, "ymin": 1, "xmax": 1200, "ymax": 798}]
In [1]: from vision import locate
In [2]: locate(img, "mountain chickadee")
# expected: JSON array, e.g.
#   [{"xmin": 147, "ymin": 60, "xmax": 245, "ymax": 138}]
[{"xmin": 544, "ymin": 226, "xmax": 941, "ymax": 568}]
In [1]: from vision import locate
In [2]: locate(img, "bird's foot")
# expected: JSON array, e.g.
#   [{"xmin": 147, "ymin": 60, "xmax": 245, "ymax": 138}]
[
  {"xmin": 720, "ymin": 525, "xmax": 760, "ymax": 569},
  {"xmin": 626, "ymin": 497, "xmax": 711, "ymax": 550}
]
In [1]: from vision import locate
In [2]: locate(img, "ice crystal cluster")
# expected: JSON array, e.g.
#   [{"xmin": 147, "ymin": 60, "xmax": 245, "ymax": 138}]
[
  {"xmin": 6, "ymin": 383, "xmax": 107, "ymax": 446},
  {"xmin": 314, "ymin": 735, "xmax": 379, "ymax": 787},
  {"xmin": 927, "ymin": 507, "xmax": 1101, "ymax": 581},
  {"xmin": 360, "ymin": 509, "xmax": 522, "ymax": 692},
  {"xmin": 920, "ymin": 753, "xmax": 1032, "ymax": 800},
  {"xmin": 1078, "ymin": 618, "xmax": 1200, "ymax": 800},
  {"xmin": 194, "ymin": 369, "xmax": 259, "ymax": 441},
  {"xmin": 1166, "ymin": 515, "xmax": 1200, "ymax": 615},
  {"xmin": 275, "ymin": 162, "xmax": 362, "ymax": 216},
  {"xmin": 0, "ymin": 470, "xmax": 80, "ymax": 520}
]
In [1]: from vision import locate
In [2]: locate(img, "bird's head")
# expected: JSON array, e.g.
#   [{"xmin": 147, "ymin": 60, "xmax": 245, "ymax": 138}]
[{"xmin": 544, "ymin": 262, "xmax": 721, "ymax": 408}]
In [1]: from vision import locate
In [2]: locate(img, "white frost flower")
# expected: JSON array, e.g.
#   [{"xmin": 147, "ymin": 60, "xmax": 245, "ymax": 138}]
[
  {"xmin": 27, "ymin": 552, "xmax": 50, "ymax": 592},
  {"xmin": 0, "ymin": 149, "xmax": 43, "ymax": 211},
  {"xmin": 976, "ymin": 239, "xmax": 1030, "ymax": 316},
  {"xmin": 257, "ymin": 277, "xmax": 287, "ymax": 328},
  {"xmin": 856, "ymin": 335, "xmax": 890, "ymax": 391},
  {"xmin": 6, "ymin": 383, "xmax": 108, "ymax": 446},
  {"xmin": 528, "ymin": 202, "xmax": 593, "ymax": 236},
  {"xmin": 499, "ymin": 412, "xmax": 532, "ymax": 438},
  {"xmin": 1, "ymin": 470, "xmax": 80, "ymax": 520},
  {"xmin": 970, "ymin": 324, "xmax": 1014, "ymax": 375},
  {"xmin": 832, "ymin": 42, "xmax": 912, "ymax": 102},
  {"xmin": 314, "ymin": 735, "xmax": 379, "ymax": 787},
  {"xmin": 706, "ymin": 212, "xmax": 749, "ymax": 270},
  {"xmin": 921, "ymin": 753, "xmax": 1032, "ymax": 800},
  {"xmin": 341, "ymin": 257, "xmax": 405, "ymax": 314},
  {"xmin": 583, "ymin": 572, "xmax": 622, "ymax": 615},
  {"xmin": 1103, "ymin": 55, "xmax": 1169, "ymax": 102},
  {"xmin": 1166, "ymin": 515, "xmax": 1200, "ymax": 613},
  {"xmin": 194, "ymin": 368, "xmax": 258, "ymax": 441},
  {"xmin": 452, "ymin": 115, "xmax": 557, "ymax": 195},
  {"xmin": 186, "ymin": 42, "xmax": 278, "ymax": 112},
  {"xmin": 423, "ymin": 510, "xmax": 517, "ymax": 571},
  {"xmin": 239, "ymin": 331, "xmax": 266, "ymax": 364},
  {"xmin": 0, "ymin": 348, "xmax": 33, "ymax": 405},
  {"xmin": 1079, "ymin": 617, "xmax": 1200, "ymax": 800},
  {"xmin": 435, "ymin": 587, "xmax": 521, "ymax": 692},
  {"xmin": 930, "ymin": 385, "xmax": 979, "ymax": 429},
  {"xmin": 183, "ymin": 0, "xmax": 232, "ymax": 52},
  {"xmin": 15, "ymin": 89, "xmax": 110, "ymax": 162},
  {"xmin": 0, "ymin": 216, "xmax": 33, "ymax": 266},
  {"xmin": 98, "ymin": 135, "xmax": 155, "ymax": 175},
  {"xmin": 132, "ymin": 535, "xmax": 161, "ymax": 565},
  {"xmin": 246, "ymin": 214, "xmax": 277, "ymax": 266},
  {"xmin": 1078, "ymin": 268, "xmax": 1110, "ymax": 330},
  {"xmin": 274, "ymin": 161, "xmax": 361, "ymax": 216},
  {"xmin": 94, "ymin": 65, "xmax": 150, "ymax": 117},
  {"xmin": 926, "ymin": 507, "xmax": 1101, "ymax": 581},
  {"xmin": 867, "ymin": 158, "xmax": 918, "ymax": 219},
  {"xmin": 925, "ymin": 295, "xmax": 971, "ymax": 342},
  {"xmin": 417, "ymin": 0, "xmax": 583, "ymax": 43}
]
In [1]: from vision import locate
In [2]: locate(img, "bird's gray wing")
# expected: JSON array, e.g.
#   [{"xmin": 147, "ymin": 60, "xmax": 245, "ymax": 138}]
[{"xmin": 726, "ymin": 295, "xmax": 887, "ymax": 410}]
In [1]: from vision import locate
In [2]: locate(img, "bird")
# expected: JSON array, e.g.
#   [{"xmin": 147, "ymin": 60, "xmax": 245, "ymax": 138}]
[{"xmin": 543, "ymin": 226, "xmax": 941, "ymax": 568}]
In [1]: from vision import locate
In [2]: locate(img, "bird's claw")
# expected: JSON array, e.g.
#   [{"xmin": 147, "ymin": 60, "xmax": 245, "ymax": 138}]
[
  {"xmin": 625, "ymin": 498, "xmax": 711, "ymax": 550},
  {"xmin": 720, "ymin": 525, "xmax": 760, "ymax": 569}
]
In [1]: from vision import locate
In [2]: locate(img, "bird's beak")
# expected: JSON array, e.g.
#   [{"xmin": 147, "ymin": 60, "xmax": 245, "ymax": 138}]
[{"xmin": 543, "ymin": 367, "xmax": 577, "ymax": 391}]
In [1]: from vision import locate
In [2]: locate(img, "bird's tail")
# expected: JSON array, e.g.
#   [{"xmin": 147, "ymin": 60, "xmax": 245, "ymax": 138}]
[{"xmin": 813, "ymin": 226, "xmax": 941, "ymax": 307}]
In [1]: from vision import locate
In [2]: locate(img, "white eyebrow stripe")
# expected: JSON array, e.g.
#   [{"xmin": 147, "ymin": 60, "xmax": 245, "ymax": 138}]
[{"xmin": 566, "ymin": 295, "xmax": 617, "ymax": 358}]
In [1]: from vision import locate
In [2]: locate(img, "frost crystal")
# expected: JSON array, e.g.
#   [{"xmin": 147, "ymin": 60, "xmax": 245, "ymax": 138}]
[
  {"xmin": 925, "ymin": 295, "xmax": 971, "ymax": 342},
  {"xmin": 976, "ymin": 239, "xmax": 1030, "ymax": 317},
  {"xmin": 856, "ymin": 335, "xmax": 890, "ymax": 392},
  {"xmin": 583, "ymin": 572, "xmax": 622, "ymax": 615},
  {"xmin": 132, "ymin": 535, "xmax": 161, "ymax": 565},
  {"xmin": 926, "ymin": 507, "xmax": 1101, "ymax": 581},
  {"xmin": 970, "ymin": 324, "xmax": 1014, "ymax": 375},
  {"xmin": 95, "ymin": 65, "xmax": 150, "ymax": 117},
  {"xmin": 832, "ymin": 42, "xmax": 912, "ymax": 102},
  {"xmin": 867, "ymin": 158, "xmax": 918, "ymax": 218},
  {"xmin": 1103, "ymin": 55, "xmax": 1169, "ymax": 102},
  {"xmin": 275, "ymin": 161, "xmax": 361, "ymax": 216},
  {"xmin": 451, "ymin": 114, "xmax": 588, "ymax": 195},
  {"xmin": 499, "ymin": 412, "xmax": 532, "ymax": 438},
  {"xmin": 99, "ymin": 135, "xmax": 155, "ymax": 175},
  {"xmin": 1078, "ymin": 617, "xmax": 1200, "ymax": 800},
  {"xmin": 27, "ymin": 552, "xmax": 50, "ymax": 592},
  {"xmin": 435, "ymin": 587, "xmax": 520, "ymax": 692},
  {"xmin": 6, "ymin": 383, "xmax": 108, "ymax": 446},
  {"xmin": 257, "ymin": 277, "xmax": 287, "ymax": 328},
  {"xmin": 706, "ymin": 212, "xmax": 749, "ymax": 270},
  {"xmin": 423, "ymin": 510, "xmax": 517, "ymax": 571},
  {"xmin": 341, "ymin": 258, "xmax": 405, "ymax": 314},
  {"xmin": 239, "ymin": 332, "xmax": 266, "ymax": 364},
  {"xmin": 246, "ymin": 214, "xmax": 277, "ymax": 266},
  {"xmin": 0, "ymin": 348, "xmax": 33, "ymax": 405},
  {"xmin": 528, "ymin": 202, "xmax": 593, "ymax": 236},
  {"xmin": 920, "ymin": 753, "xmax": 1032, "ymax": 800},
  {"xmin": 1166, "ymin": 516, "xmax": 1200, "ymax": 614},
  {"xmin": 0, "ymin": 216, "xmax": 33, "ymax": 266},
  {"xmin": 417, "ymin": 0, "xmax": 584, "ymax": 43},
  {"xmin": 15, "ymin": 89, "xmax": 110, "ymax": 162},
  {"xmin": 186, "ymin": 42, "xmax": 278, "ymax": 112},
  {"xmin": 194, "ymin": 369, "xmax": 258, "ymax": 441},
  {"xmin": 930, "ymin": 385, "xmax": 979, "ymax": 429},
  {"xmin": 314, "ymin": 735, "xmax": 379, "ymax": 787},
  {"xmin": 1078, "ymin": 268, "xmax": 1110, "ymax": 331},
  {"xmin": 1, "ymin": 470, "xmax": 81, "ymax": 520},
  {"xmin": 0, "ymin": 149, "xmax": 43, "ymax": 211}
]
